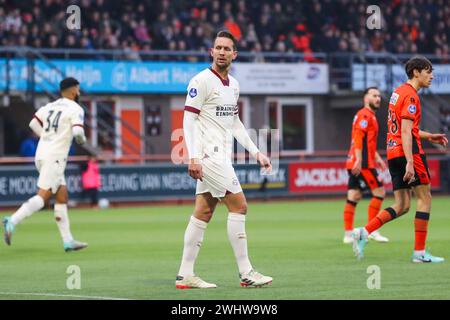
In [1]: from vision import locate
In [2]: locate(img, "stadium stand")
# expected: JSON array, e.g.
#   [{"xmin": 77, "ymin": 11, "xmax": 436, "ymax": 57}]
[{"xmin": 1, "ymin": 0, "xmax": 449, "ymax": 61}]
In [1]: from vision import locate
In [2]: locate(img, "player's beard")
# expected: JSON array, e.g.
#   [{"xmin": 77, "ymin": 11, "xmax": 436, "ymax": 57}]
[
  {"xmin": 74, "ymin": 93, "xmax": 80, "ymax": 103},
  {"xmin": 214, "ymin": 58, "xmax": 230, "ymax": 71},
  {"xmin": 369, "ymin": 102, "xmax": 379, "ymax": 111}
]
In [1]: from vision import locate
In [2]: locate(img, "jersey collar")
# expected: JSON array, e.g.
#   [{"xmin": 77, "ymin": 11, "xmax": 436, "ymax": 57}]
[
  {"xmin": 405, "ymin": 82, "xmax": 418, "ymax": 92},
  {"xmin": 209, "ymin": 67, "xmax": 229, "ymax": 86},
  {"xmin": 363, "ymin": 106, "xmax": 376, "ymax": 114}
]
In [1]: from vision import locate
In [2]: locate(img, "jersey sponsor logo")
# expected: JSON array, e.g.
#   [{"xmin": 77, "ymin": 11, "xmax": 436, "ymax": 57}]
[
  {"xmin": 387, "ymin": 139, "xmax": 397, "ymax": 148},
  {"xmin": 189, "ymin": 88, "xmax": 197, "ymax": 98},
  {"xmin": 389, "ymin": 92, "xmax": 399, "ymax": 105},
  {"xmin": 359, "ymin": 120, "xmax": 368, "ymax": 128},
  {"xmin": 408, "ymin": 104, "xmax": 417, "ymax": 114},
  {"xmin": 215, "ymin": 105, "xmax": 235, "ymax": 117}
]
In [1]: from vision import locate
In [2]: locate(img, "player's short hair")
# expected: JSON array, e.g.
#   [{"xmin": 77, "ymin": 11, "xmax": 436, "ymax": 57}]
[
  {"xmin": 214, "ymin": 30, "xmax": 237, "ymax": 51},
  {"xmin": 60, "ymin": 77, "xmax": 80, "ymax": 91},
  {"xmin": 363, "ymin": 87, "xmax": 379, "ymax": 97},
  {"xmin": 405, "ymin": 56, "xmax": 433, "ymax": 79}
]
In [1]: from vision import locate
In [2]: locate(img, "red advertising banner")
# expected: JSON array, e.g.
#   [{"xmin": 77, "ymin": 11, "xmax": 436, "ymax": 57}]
[{"xmin": 288, "ymin": 159, "xmax": 440, "ymax": 193}]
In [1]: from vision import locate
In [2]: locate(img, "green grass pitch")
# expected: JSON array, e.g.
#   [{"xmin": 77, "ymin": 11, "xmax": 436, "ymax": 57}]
[{"xmin": 0, "ymin": 197, "xmax": 449, "ymax": 300}]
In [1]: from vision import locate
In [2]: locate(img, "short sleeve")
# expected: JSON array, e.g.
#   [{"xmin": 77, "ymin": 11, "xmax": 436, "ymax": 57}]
[
  {"xmin": 400, "ymin": 94, "xmax": 418, "ymax": 121},
  {"xmin": 234, "ymin": 82, "xmax": 240, "ymax": 115},
  {"xmin": 70, "ymin": 105, "xmax": 85, "ymax": 127},
  {"xmin": 184, "ymin": 77, "xmax": 207, "ymax": 114},
  {"xmin": 33, "ymin": 107, "xmax": 45, "ymax": 127},
  {"xmin": 354, "ymin": 114, "xmax": 369, "ymax": 133}
]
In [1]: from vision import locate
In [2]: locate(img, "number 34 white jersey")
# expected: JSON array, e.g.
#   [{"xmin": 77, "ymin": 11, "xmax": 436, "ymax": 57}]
[{"xmin": 33, "ymin": 98, "xmax": 85, "ymax": 160}]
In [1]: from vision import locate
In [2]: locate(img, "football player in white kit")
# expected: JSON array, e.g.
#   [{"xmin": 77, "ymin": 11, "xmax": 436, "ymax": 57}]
[
  {"xmin": 3, "ymin": 77, "xmax": 88, "ymax": 252},
  {"xmin": 176, "ymin": 31, "xmax": 273, "ymax": 289}
]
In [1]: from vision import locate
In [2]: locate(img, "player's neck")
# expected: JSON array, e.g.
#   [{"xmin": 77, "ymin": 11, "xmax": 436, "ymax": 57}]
[
  {"xmin": 211, "ymin": 64, "xmax": 229, "ymax": 80},
  {"xmin": 406, "ymin": 79, "xmax": 420, "ymax": 91},
  {"xmin": 364, "ymin": 105, "xmax": 376, "ymax": 114}
]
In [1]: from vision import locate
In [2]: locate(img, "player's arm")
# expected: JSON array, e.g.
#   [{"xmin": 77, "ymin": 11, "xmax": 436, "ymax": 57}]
[
  {"xmin": 29, "ymin": 116, "xmax": 43, "ymax": 137},
  {"xmin": 184, "ymin": 77, "xmax": 206, "ymax": 180},
  {"xmin": 351, "ymin": 129, "xmax": 364, "ymax": 175},
  {"xmin": 72, "ymin": 125, "xmax": 86, "ymax": 144},
  {"xmin": 232, "ymin": 115, "xmax": 272, "ymax": 173},
  {"xmin": 401, "ymin": 119, "xmax": 415, "ymax": 183},
  {"xmin": 419, "ymin": 130, "xmax": 448, "ymax": 147},
  {"xmin": 71, "ymin": 107, "xmax": 87, "ymax": 144},
  {"xmin": 375, "ymin": 151, "xmax": 387, "ymax": 170},
  {"xmin": 183, "ymin": 110, "xmax": 203, "ymax": 181}
]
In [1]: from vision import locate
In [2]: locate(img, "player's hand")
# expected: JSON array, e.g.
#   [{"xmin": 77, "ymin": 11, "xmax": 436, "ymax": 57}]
[
  {"xmin": 351, "ymin": 159, "xmax": 362, "ymax": 176},
  {"xmin": 403, "ymin": 161, "xmax": 415, "ymax": 184},
  {"xmin": 428, "ymin": 133, "xmax": 448, "ymax": 147},
  {"xmin": 376, "ymin": 158, "xmax": 387, "ymax": 171},
  {"xmin": 256, "ymin": 152, "xmax": 272, "ymax": 175},
  {"xmin": 188, "ymin": 159, "xmax": 203, "ymax": 181}
]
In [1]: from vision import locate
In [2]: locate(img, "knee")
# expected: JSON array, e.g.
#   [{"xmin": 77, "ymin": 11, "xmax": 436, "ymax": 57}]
[
  {"xmin": 348, "ymin": 191, "xmax": 361, "ymax": 203},
  {"xmin": 402, "ymin": 206, "xmax": 410, "ymax": 214},
  {"xmin": 424, "ymin": 192, "xmax": 432, "ymax": 204},
  {"xmin": 195, "ymin": 209, "xmax": 214, "ymax": 222},
  {"xmin": 235, "ymin": 202, "xmax": 248, "ymax": 215}
]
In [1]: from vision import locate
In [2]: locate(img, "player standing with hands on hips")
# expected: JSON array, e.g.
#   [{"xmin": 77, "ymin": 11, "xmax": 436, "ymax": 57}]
[
  {"xmin": 352, "ymin": 56, "xmax": 448, "ymax": 262},
  {"xmin": 176, "ymin": 31, "xmax": 273, "ymax": 289},
  {"xmin": 3, "ymin": 77, "xmax": 88, "ymax": 252}
]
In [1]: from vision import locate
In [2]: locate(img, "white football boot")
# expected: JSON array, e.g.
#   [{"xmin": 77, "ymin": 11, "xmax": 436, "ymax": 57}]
[
  {"xmin": 175, "ymin": 275, "xmax": 217, "ymax": 289},
  {"xmin": 368, "ymin": 230, "xmax": 389, "ymax": 243},
  {"xmin": 239, "ymin": 270, "xmax": 273, "ymax": 288}
]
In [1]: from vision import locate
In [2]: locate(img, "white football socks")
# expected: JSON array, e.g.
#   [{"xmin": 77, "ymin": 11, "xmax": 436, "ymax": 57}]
[
  {"xmin": 178, "ymin": 215, "xmax": 208, "ymax": 277},
  {"xmin": 54, "ymin": 204, "xmax": 74, "ymax": 243},
  {"xmin": 227, "ymin": 212, "xmax": 253, "ymax": 274},
  {"xmin": 11, "ymin": 195, "xmax": 45, "ymax": 225}
]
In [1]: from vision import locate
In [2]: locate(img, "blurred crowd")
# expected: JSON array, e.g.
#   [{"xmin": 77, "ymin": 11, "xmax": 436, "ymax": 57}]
[{"xmin": 0, "ymin": 0, "xmax": 449, "ymax": 61}]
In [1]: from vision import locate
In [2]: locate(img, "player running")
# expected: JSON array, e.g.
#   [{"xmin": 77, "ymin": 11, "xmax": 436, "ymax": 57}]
[
  {"xmin": 352, "ymin": 56, "xmax": 448, "ymax": 262},
  {"xmin": 3, "ymin": 77, "xmax": 88, "ymax": 252},
  {"xmin": 343, "ymin": 87, "xmax": 389, "ymax": 244},
  {"xmin": 175, "ymin": 31, "xmax": 273, "ymax": 289}
]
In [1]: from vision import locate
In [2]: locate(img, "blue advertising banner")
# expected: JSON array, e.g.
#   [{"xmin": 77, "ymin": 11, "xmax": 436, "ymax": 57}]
[
  {"xmin": 0, "ymin": 163, "xmax": 289, "ymax": 206},
  {"xmin": 352, "ymin": 64, "xmax": 450, "ymax": 93},
  {"xmin": 0, "ymin": 59, "xmax": 209, "ymax": 93},
  {"xmin": 0, "ymin": 59, "xmax": 330, "ymax": 94}
]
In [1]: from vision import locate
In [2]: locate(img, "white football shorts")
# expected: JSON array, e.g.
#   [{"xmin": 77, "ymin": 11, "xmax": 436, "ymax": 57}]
[
  {"xmin": 35, "ymin": 157, "xmax": 67, "ymax": 194},
  {"xmin": 196, "ymin": 156, "xmax": 242, "ymax": 198}
]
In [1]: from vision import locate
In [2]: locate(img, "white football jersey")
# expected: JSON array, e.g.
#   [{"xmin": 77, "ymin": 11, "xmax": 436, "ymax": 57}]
[
  {"xmin": 34, "ymin": 98, "xmax": 84, "ymax": 160},
  {"xmin": 184, "ymin": 68, "xmax": 239, "ymax": 162}
]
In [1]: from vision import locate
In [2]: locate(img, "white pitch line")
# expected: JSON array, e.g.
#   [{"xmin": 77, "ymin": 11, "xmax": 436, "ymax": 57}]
[{"xmin": 0, "ymin": 292, "xmax": 130, "ymax": 300}]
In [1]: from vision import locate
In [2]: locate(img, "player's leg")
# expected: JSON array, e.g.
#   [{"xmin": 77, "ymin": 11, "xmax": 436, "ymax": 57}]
[
  {"xmin": 176, "ymin": 192, "xmax": 218, "ymax": 289},
  {"xmin": 4, "ymin": 158, "xmax": 59, "ymax": 241},
  {"xmin": 360, "ymin": 169, "xmax": 389, "ymax": 242},
  {"xmin": 366, "ymin": 186, "xmax": 389, "ymax": 242},
  {"xmin": 411, "ymin": 155, "xmax": 443, "ymax": 262},
  {"xmin": 10, "ymin": 188, "xmax": 51, "ymax": 226},
  {"xmin": 353, "ymin": 188, "xmax": 410, "ymax": 259},
  {"xmin": 222, "ymin": 191, "xmax": 272, "ymax": 287},
  {"xmin": 2, "ymin": 188, "xmax": 51, "ymax": 245},
  {"xmin": 54, "ymin": 185, "xmax": 88, "ymax": 252},
  {"xmin": 343, "ymin": 188, "xmax": 361, "ymax": 243},
  {"xmin": 365, "ymin": 188, "xmax": 410, "ymax": 235}
]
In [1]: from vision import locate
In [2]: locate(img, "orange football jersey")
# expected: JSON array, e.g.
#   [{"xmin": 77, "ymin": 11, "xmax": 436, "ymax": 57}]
[
  {"xmin": 386, "ymin": 83, "xmax": 423, "ymax": 160},
  {"xmin": 346, "ymin": 107, "xmax": 379, "ymax": 169}
]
